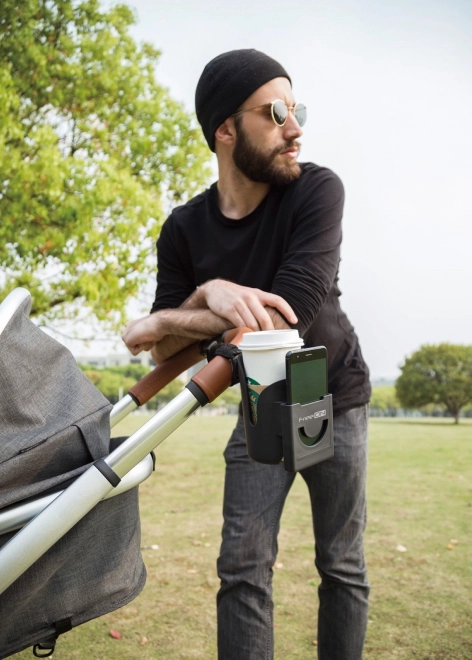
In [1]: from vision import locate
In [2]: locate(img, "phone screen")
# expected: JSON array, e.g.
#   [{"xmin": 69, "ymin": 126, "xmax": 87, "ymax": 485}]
[
  {"xmin": 286, "ymin": 347, "xmax": 328, "ymax": 446},
  {"xmin": 286, "ymin": 347, "xmax": 328, "ymax": 405}
]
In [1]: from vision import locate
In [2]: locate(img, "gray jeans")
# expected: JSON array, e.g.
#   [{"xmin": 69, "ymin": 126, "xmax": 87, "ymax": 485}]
[{"xmin": 217, "ymin": 405, "xmax": 369, "ymax": 660}]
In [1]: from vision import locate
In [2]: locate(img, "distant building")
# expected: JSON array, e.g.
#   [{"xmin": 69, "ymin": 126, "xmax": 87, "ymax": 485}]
[
  {"xmin": 370, "ymin": 377, "xmax": 396, "ymax": 387},
  {"xmin": 76, "ymin": 351, "xmax": 156, "ymax": 369},
  {"xmin": 76, "ymin": 351, "xmax": 206, "ymax": 383}
]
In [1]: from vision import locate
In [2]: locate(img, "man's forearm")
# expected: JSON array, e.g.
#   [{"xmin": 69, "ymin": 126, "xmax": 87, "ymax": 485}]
[
  {"xmin": 150, "ymin": 335, "xmax": 195, "ymax": 364},
  {"xmin": 150, "ymin": 307, "xmax": 230, "ymax": 364},
  {"xmin": 159, "ymin": 307, "xmax": 229, "ymax": 338}
]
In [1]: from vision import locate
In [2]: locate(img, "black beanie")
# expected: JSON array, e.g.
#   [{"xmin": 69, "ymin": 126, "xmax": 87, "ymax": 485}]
[{"xmin": 195, "ymin": 49, "xmax": 291, "ymax": 152}]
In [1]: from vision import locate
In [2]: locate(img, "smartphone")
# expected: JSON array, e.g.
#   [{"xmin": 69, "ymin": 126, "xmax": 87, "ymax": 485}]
[
  {"xmin": 285, "ymin": 346, "xmax": 328, "ymax": 405},
  {"xmin": 286, "ymin": 347, "xmax": 328, "ymax": 446}
]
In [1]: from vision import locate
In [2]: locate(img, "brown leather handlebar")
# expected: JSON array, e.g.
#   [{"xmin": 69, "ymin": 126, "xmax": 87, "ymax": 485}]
[
  {"xmin": 128, "ymin": 327, "xmax": 253, "ymax": 406},
  {"xmin": 128, "ymin": 342, "xmax": 203, "ymax": 406},
  {"xmin": 190, "ymin": 327, "xmax": 252, "ymax": 403}
]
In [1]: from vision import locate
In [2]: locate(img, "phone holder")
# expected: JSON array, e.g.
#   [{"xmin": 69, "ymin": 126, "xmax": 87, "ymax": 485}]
[{"xmin": 238, "ymin": 358, "xmax": 334, "ymax": 472}]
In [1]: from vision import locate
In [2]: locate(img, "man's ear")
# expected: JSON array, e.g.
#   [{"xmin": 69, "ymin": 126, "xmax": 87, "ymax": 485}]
[{"xmin": 214, "ymin": 118, "xmax": 236, "ymax": 147}]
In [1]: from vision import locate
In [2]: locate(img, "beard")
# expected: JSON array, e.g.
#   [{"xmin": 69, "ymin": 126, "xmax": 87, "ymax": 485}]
[{"xmin": 232, "ymin": 120, "xmax": 302, "ymax": 186}]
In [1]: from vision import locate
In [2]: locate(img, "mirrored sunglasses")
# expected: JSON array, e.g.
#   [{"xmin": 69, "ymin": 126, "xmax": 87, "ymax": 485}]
[{"xmin": 232, "ymin": 99, "xmax": 307, "ymax": 128}]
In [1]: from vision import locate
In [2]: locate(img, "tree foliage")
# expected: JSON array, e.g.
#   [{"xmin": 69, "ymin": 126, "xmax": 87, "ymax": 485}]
[
  {"xmin": 370, "ymin": 386, "xmax": 400, "ymax": 415},
  {"xmin": 151, "ymin": 378, "xmax": 185, "ymax": 406},
  {"xmin": 0, "ymin": 0, "xmax": 210, "ymax": 324},
  {"xmin": 213, "ymin": 384, "xmax": 241, "ymax": 408},
  {"xmin": 79, "ymin": 363, "xmax": 185, "ymax": 406},
  {"xmin": 395, "ymin": 343, "xmax": 472, "ymax": 423}
]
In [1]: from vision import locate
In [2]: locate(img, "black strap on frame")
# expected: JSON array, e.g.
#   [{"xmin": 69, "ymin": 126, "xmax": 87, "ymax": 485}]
[
  {"xmin": 208, "ymin": 343, "xmax": 242, "ymax": 386},
  {"xmin": 94, "ymin": 458, "xmax": 121, "ymax": 487}
]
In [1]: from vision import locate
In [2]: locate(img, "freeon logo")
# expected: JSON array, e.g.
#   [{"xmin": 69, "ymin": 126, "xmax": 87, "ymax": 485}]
[{"xmin": 299, "ymin": 409, "xmax": 326, "ymax": 423}]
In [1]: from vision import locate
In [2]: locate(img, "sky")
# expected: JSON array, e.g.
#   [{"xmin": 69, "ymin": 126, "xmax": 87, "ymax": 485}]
[{"xmin": 72, "ymin": 0, "xmax": 472, "ymax": 380}]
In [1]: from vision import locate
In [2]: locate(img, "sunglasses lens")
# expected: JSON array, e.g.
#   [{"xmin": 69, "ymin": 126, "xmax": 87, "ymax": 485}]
[
  {"xmin": 272, "ymin": 100, "xmax": 288, "ymax": 126},
  {"xmin": 294, "ymin": 103, "xmax": 307, "ymax": 127}
]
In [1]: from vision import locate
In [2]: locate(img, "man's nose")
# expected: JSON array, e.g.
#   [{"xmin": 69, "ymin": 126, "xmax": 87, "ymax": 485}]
[{"xmin": 283, "ymin": 110, "xmax": 303, "ymax": 140}]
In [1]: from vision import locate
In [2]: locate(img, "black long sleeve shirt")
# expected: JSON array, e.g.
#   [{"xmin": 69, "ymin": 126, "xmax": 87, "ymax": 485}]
[{"xmin": 151, "ymin": 162, "xmax": 371, "ymax": 415}]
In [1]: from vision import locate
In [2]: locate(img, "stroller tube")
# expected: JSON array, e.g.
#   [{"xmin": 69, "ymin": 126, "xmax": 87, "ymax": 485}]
[
  {"xmin": 110, "ymin": 393, "xmax": 138, "ymax": 428},
  {"xmin": 107, "ymin": 389, "xmax": 200, "ymax": 478},
  {"xmin": 0, "ymin": 464, "xmax": 115, "ymax": 596},
  {"xmin": 0, "ymin": 455, "xmax": 154, "ymax": 536}
]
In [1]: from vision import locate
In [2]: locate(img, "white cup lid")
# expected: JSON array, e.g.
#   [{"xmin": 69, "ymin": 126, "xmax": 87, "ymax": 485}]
[{"xmin": 239, "ymin": 329, "xmax": 303, "ymax": 351}]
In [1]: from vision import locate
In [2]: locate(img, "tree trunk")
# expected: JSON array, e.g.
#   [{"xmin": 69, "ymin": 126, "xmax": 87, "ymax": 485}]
[{"xmin": 446, "ymin": 405, "xmax": 461, "ymax": 424}]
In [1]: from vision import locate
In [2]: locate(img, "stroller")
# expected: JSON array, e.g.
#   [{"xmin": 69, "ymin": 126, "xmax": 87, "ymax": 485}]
[
  {"xmin": 0, "ymin": 288, "xmax": 243, "ymax": 658},
  {"xmin": 0, "ymin": 288, "xmax": 333, "ymax": 658}
]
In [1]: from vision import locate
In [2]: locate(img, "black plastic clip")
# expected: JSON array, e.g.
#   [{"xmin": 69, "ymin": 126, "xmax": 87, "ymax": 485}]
[{"xmin": 199, "ymin": 335, "xmax": 221, "ymax": 358}]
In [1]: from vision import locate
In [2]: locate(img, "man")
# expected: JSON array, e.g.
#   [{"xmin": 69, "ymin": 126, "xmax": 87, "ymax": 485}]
[{"xmin": 122, "ymin": 49, "xmax": 371, "ymax": 660}]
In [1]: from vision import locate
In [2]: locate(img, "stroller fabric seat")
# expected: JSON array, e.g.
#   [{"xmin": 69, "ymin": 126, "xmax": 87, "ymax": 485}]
[{"xmin": 0, "ymin": 294, "xmax": 146, "ymax": 658}]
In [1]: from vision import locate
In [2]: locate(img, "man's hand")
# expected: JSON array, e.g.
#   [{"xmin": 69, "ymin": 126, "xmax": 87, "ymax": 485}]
[
  {"xmin": 121, "ymin": 282, "xmax": 296, "ymax": 361},
  {"xmin": 194, "ymin": 280, "xmax": 297, "ymax": 331},
  {"xmin": 122, "ymin": 313, "xmax": 166, "ymax": 356}
]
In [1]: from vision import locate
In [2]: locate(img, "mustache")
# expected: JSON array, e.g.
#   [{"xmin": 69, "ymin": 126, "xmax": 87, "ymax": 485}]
[{"xmin": 273, "ymin": 140, "xmax": 302, "ymax": 157}]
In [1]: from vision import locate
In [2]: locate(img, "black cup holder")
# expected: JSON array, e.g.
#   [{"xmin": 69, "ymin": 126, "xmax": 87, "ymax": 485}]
[{"xmin": 238, "ymin": 358, "xmax": 334, "ymax": 472}]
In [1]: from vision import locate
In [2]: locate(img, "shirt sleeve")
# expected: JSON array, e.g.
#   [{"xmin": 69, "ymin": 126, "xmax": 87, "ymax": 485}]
[
  {"xmin": 270, "ymin": 168, "xmax": 344, "ymax": 335},
  {"xmin": 150, "ymin": 215, "xmax": 196, "ymax": 313}
]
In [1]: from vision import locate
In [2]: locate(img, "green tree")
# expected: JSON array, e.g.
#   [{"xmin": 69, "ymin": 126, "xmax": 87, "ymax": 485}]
[
  {"xmin": 95, "ymin": 370, "xmax": 135, "ymax": 404},
  {"xmin": 212, "ymin": 384, "xmax": 241, "ymax": 408},
  {"xmin": 396, "ymin": 343, "xmax": 472, "ymax": 424},
  {"xmin": 0, "ymin": 0, "xmax": 210, "ymax": 324},
  {"xmin": 105, "ymin": 364, "xmax": 149, "ymax": 381},
  {"xmin": 370, "ymin": 385, "xmax": 400, "ymax": 415},
  {"xmin": 152, "ymin": 378, "xmax": 186, "ymax": 407},
  {"xmin": 79, "ymin": 362, "xmax": 186, "ymax": 407},
  {"xmin": 82, "ymin": 368, "xmax": 102, "ymax": 385}
]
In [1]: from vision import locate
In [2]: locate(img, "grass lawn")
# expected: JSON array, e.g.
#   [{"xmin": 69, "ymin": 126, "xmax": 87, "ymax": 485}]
[{"xmin": 12, "ymin": 415, "xmax": 472, "ymax": 659}]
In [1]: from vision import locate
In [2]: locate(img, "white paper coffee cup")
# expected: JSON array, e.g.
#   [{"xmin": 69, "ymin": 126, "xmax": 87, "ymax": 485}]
[{"xmin": 239, "ymin": 330, "xmax": 303, "ymax": 423}]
